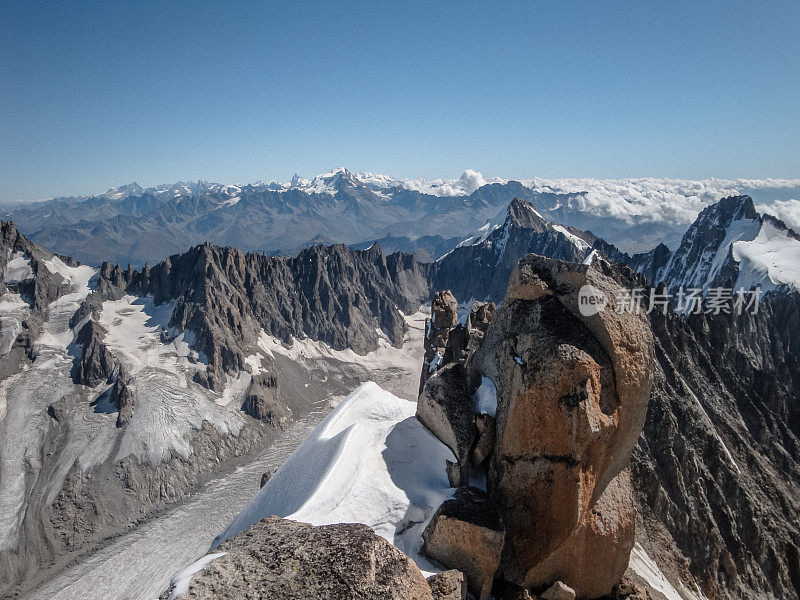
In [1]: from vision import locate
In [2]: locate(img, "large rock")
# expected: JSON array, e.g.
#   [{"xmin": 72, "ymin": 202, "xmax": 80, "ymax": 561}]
[
  {"xmin": 420, "ymin": 290, "xmax": 459, "ymax": 392},
  {"xmin": 423, "ymin": 486, "xmax": 505, "ymax": 600},
  {"xmin": 161, "ymin": 516, "xmax": 435, "ymax": 600},
  {"xmin": 71, "ymin": 319, "xmax": 116, "ymax": 387},
  {"xmin": 111, "ymin": 365, "xmax": 133, "ymax": 427},
  {"xmin": 473, "ymin": 255, "xmax": 653, "ymax": 597},
  {"xmin": 416, "ymin": 362, "xmax": 478, "ymax": 485}
]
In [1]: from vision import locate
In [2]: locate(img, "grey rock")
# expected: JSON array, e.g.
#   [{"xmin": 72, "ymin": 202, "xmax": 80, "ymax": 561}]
[
  {"xmin": 420, "ymin": 290, "xmax": 459, "ymax": 393},
  {"xmin": 242, "ymin": 373, "xmax": 291, "ymax": 429},
  {"xmin": 71, "ymin": 319, "xmax": 116, "ymax": 387},
  {"xmin": 427, "ymin": 569, "xmax": 468, "ymax": 600},
  {"xmin": 259, "ymin": 470, "xmax": 273, "ymax": 488},
  {"xmin": 160, "ymin": 516, "xmax": 435, "ymax": 600},
  {"xmin": 111, "ymin": 366, "xmax": 133, "ymax": 427},
  {"xmin": 416, "ymin": 362, "xmax": 478, "ymax": 485},
  {"xmin": 540, "ymin": 580, "xmax": 576, "ymax": 600}
]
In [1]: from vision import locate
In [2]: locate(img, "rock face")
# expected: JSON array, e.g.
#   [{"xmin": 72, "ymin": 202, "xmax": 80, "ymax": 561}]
[
  {"xmin": 479, "ymin": 255, "xmax": 653, "ymax": 597},
  {"xmin": 420, "ymin": 290, "xmax": 459, "ymax": 392},
  {"xmin": 88, "ymin": 242, "xmax": 432, "ymax": 391},
  {"xmin": 110, "ymin": 365, "xmax": 133, "ymax": 427},
  {"xmin": 416, "ymin": 363, "xmax": 478, "ymax": 486},
  {"xmin": 631, "ymin": 290, "xmax": 800, "ymax": 600},
  {"xmin": 242, "ymin": 373, "xmax": 291, "ymax": 429},
  {"xmin": 160, "ymin": 516, "xmax": 435, "ymax": 600},
  {"xmin": 418, "ymin": 254, "xmax": 654, "ymax": 599},
  {"xmin": 71, "ymin": 319, "xmax": 117, "ymax": 386},
  {"xmin": 423, "ymin": 486, "xmax": 505, "ymax": 600}
]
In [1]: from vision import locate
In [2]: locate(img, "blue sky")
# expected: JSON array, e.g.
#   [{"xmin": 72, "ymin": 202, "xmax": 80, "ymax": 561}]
[{"xmin": 1, "ymin": 1, "xmax": 798, "ymax": 201}]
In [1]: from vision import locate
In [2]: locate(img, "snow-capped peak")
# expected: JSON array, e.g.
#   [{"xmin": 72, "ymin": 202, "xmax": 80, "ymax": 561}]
[{"xmin": 659, "ymin": 195, "xmax": 800, "ymax": 293}]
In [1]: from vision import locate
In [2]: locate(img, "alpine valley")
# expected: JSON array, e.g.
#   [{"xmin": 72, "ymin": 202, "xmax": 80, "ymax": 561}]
[{"xmin": 0, "ymin": 172, "xmax": 798, "ymax": 600}]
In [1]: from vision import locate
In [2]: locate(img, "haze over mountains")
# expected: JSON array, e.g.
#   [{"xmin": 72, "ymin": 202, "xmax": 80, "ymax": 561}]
[{"xmin": 3, "ymin": 168, "xmax": 799, "ymax": 268}]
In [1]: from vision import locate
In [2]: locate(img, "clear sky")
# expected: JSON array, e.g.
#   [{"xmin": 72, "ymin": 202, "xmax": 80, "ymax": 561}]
[{"xmin": 1, "ymin": 1, "xmax": 798, "ymax": 202}]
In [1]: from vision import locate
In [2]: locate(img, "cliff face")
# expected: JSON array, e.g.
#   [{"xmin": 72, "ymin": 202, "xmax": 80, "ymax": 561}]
[
  {"xmin": 85, "ymin": 242, "xmax": 432, "ymax": 390},
  {"xmin": 633, "ymin": 289, "xmax": 800, "ymax": 600}
]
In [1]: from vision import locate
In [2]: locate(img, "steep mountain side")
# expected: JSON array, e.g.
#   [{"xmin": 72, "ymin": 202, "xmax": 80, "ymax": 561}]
[
  {"xmin": 432, "ymin": 197, "xmax": 596, "ymax": 302},
  {"xmin": 649, "ymin": 195, "xmax": 800, "ymax": 294},
  {"xmin": 634, "ymin": 290, "xmax": 800, "ymax": 600},
  {"xmin": 81, "ymin": 242, "xmax": 432, "ymax": 391}
]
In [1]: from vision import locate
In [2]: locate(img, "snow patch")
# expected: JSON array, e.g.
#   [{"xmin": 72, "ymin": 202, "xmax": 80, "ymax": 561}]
[
  {"xmin": 629, "ymin": 542, "xmax": 697, "ymax": 600},
  {"xmin": 473, "ymin": 377, "xmax": 498, "ymax": 417},
  {"xmin": 732, "ymin": 220, "xmax": 800, "ymax": 290},
  {"xmin": 167, "ymin": 552, "xmax": 227, "ymax": 599},
  {"xmin": 2, "ymin": 252, "xmax": 33, "ymax": 284},
  {"xmin": 552, "ymin": 224, "xmax": 591, "ymax": 252},
  {"xmin": 0, "ymin": 293, "xmax": 30, "ymax": 356}
]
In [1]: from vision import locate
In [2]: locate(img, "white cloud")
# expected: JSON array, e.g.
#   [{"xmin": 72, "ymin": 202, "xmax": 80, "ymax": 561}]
[
  {"xmin": 401, "ymin": 170, "xmax": 508, "ymax": 196},
  {"xmin": 758, "ymin": 199, "xmax": 800, "ymax": 231}
]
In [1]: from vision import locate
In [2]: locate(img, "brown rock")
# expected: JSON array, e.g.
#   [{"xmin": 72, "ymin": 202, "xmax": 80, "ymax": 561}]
[
  {"xmin": 423, "ymin": 486, "xmax": 504, "ymax": 600},
  {"xmin": 472, "ymin": 413, "xmax": 495, "ymax": 466},
  {"xmin": 427, "ymin": 569, "xmax": 468, "ymax": 600},
  {"xmin": 242, "ymin": 373, "xmax": 292, "ymax": 429},
  {"xmin": 474, "ymin": 255, "xmax": 653, "ymax": 597}
]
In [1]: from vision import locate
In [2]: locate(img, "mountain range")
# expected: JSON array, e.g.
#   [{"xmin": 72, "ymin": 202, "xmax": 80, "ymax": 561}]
[
  {"xmin": 0, "ymin": 193, "xmax": 798, "ymax": 599},
  {"xmin": 4, "ymin": 169, "xmax": 799, "ymax": 268}
]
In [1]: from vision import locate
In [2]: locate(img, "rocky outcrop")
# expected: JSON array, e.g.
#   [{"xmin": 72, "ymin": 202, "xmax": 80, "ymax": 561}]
[
  {"xmin": 420, "ymin": 290, "xmax": 459, "ymax": 392},
  {"xmin": 540, "ymin": 581, "xmax": 576, "ymax": 600},
  {"xmin": 160, "ymin": 516, "xmax": 435, "ymax": 600},
  {"xmin": 479, "ymin": 255, "xmax": 652, "ymax": 597},
  {"xmin": 416, "ymin": 363, "xmax": 478, "ymax": 487},
  {"xmin": 423, "ymin": 486, "xmax": 505, "ymax": 600},
  {"xmin": 241, "ymin": 373, "xmax": 291, "ymax": 429},
  {"xmin": 71, "ymin": 319, "xmax": 116, "ymax": 386},
  {"xmin": 111, "ymin": 365, "xmax": 133, "ymax": 427},
  {"xmin": 427, "ymin": 570, "xmax": 468, "ymax": 600},
  {"xmin": 418, "ymin": 254, "xmax": 654, "ymax": 599}
]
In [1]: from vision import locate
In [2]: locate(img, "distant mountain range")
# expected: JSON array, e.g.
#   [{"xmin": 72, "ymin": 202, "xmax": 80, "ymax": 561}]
[{"xmin": 3, "ymin": 168, "xmax": 798, "ymax": 267}]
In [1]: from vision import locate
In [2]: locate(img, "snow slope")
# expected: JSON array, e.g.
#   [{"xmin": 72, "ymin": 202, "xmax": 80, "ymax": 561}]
[
  {"xmin": 731, "ymin": 220, "xmax": 800, "ymax": 290},
  {"xmin": 214, "ymin": 381, "xmax": 455, "ymax": 575}
]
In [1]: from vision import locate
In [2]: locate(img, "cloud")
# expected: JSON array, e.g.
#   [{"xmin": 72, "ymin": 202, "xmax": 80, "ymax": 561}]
[
  {"xmin": 401, "ymin": 170, "xmax": 507, "ymax": 196},
  {"xmin": 758, "ymin": 199, "xmax": 800, "ymax": 231}
]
